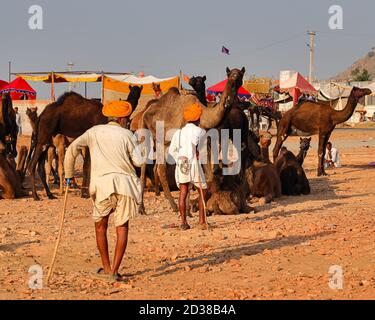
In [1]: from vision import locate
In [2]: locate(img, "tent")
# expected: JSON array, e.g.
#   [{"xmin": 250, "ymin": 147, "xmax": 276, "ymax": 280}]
[
  {"xmin": 279, "ymin": 72, "xmax": 317, "ymax": 105},
  {"xmin": 0, "ymin": 77, "xmax": 36, "ymax": 100},
  {"xmin": 0, "ymin": 80, "xmax": 8, "ymax": 91},
  {"xmin": 207, "ymin": 79, "xmax": 251, "ymax": 98}
]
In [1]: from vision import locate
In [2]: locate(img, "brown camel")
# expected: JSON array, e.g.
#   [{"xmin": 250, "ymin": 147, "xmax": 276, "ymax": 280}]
[
  {"xmin": 152, "ymin": 83, "xmax": 162, "ymax": 98},
  {"xmin": 275, "ymin": 147, "xmax": 310, "ymax": 196},
  {"xmin": 296, "ymin": 137, "xmax": 311, "ymax": 166},
  {"xmin": 138, "ymin": 67, "xmax": 246, "ymax": 213},
  {"xmin": 273, "ymin": 87, "xmax": 372, "ymax": 176},
  {"xmin": 28, "ymin": 92, "xmax": 107, "ymax": 200},
  {"xmin": 26, "ymin": 107, "xmax": 70, "ymax": 195},
  {"xmin": 206, "ymin": 170, "xmax": 252, "ymax": 215},
  {"xmin": 0, "ymin": 142, "xmax": 26, "ymax": 199},
  {"xmin": 0, "ymin": 93, "xmax": 18, "ymax": 159},
  {"xmin": 246, "ymin": 132, "xmax": 281, "ymax": 204}
]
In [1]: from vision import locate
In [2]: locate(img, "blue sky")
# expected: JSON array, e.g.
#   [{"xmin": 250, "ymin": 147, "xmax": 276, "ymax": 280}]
[{"xmin": 1, "ymin": 0, "xmax": 375, "ymax": 99}]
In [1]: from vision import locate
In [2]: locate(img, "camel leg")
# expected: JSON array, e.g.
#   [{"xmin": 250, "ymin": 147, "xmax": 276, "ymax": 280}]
[
  {"xmin": 81, "ymin": 148, "xmax": 91, "ymax": 198},
  {"xmin": 317, "ymin": 132, "xmax": 331, "ymax": 176},
  {"xmin": 273, "ymin": 120, "xmax": 289, "ymax": 161},
  {"xmin": 157, "ymin": 163, "xmax": 178, "ymax": 212},
  {"xmin": 153, "ymin": 164, "xmax": 161, "ymax": 196},
  {"xmin": 28, "ymin": 143, "xmax": 45, "ymax": 201},
  {"xmin": 46, "ymin": 146, "xmax": 55, "ymax": 189},
  {"xmin": 57, "ymin": 143, "xmax": 65, "ymax": 195},
  {"xmin": 37, "ymin": 148, "xmax": 56, "ymax": 199}
]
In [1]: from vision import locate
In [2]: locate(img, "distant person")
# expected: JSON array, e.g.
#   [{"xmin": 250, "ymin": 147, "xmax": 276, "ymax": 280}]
[
  {"xmin": 325, "ymin": 142, "xmax": 341, "ymax": 168},
  {"xmin": 14, "ymin": 107, "xmax": 22, "ymax": 136}
]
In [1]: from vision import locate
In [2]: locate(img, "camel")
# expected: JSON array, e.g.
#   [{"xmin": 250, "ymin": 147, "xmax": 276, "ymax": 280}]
[
  {"xmin": 206, "ymin": 170, "xmax": 252, "ymax": 215},
  {"xmin": 0, "ymin": 142, "xmax": 26, "ymax": 199},
  {"xmin": 275, "ymin": 147, "xmax": 310, "ymax": 196},
  {"xmin": 152, "ymin": 83, "xmax": 162, "ymax": 98},
  {"xmin": 273, "ymin": 87, "xmax": 371, "ymax": 176},
  {"xmin": 139, "ymin": 67, "xmax": 246, "ymax": 213},
  {"xmin": 296, "ymin": 137, "xmax": 311, "ymax": 166},
  {"xmin": 189, "ymin": 76, "xmax": 207, "ymax": 106},
  {"xmin": 26, "ymin": 107, "xmax": 70, "ymax": 195},
  {"xmin": 0, "ymin": 93, "xmax": 18, "ymax": 159},
  {"xmin": 27, "ymin": 92, "xmax": 107, "ymax": 200},
  {"xmin": 246, "ymin": 132, "xmax": 281, "ymax": 203}
]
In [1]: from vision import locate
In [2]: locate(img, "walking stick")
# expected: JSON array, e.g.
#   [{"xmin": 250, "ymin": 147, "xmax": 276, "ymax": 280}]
[
  {"xmin": 197, "ymin": 161, "xmax": 208, "ymax": 228},
  {"xmin": 46, "ymin": 185, "xmax": 70, "ymax": 284}
]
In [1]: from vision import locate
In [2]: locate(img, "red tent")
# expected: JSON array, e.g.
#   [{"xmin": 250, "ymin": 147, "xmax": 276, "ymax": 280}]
[
  {"xmin": 0, "ymin": 80, "xmax": 8, "ymax": 91},
  {"xmin": 279, "ymin": 72, "xmax": 317, "ymax": 105},
  {"xmin": 0, "ymin": 77, "xmax": 36, "ymax": 100},
  {"xmin": 207, "ymin": 79, "xmax": 251, "ymax": 98}
]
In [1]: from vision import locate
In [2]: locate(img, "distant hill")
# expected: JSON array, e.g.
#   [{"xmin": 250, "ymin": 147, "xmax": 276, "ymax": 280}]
[{"xmin": 332, "ymin": 48, "xmax": 375, "ymax": 81}]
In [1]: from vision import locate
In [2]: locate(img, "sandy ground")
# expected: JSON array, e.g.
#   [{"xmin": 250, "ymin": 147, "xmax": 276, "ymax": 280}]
[{"xmin": 0, "ymin": 129, "xmax": 375, "ymax": 300}]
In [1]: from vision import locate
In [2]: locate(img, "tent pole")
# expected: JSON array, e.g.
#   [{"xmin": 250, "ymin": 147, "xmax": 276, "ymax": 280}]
[
  {"xmin": 51, "ymin": 72, "xmax": 55, "ymax": 101},
  {"xmin": 101, "ymin": 72, "xmax": 105, "ymax": 103},
  {"xmin": 180, "ymin": 70, "xmax": 182, "ymax": 90},
  {"xmin": 8, "ymin": 61, "xmax": 11, "ymax": 82}
]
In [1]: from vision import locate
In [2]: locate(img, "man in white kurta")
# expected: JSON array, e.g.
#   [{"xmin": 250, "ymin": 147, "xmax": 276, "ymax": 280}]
[
  {"xmin": 64, "ymin": 100, "xmax": 142, "ymax": 282},
  {"xmin": 168, "ymin": 103, "xmax": 207, "ymax": 230},
  {"xmin": 325, "ymin": 141, "xmax": 341, "ymax": 168}
]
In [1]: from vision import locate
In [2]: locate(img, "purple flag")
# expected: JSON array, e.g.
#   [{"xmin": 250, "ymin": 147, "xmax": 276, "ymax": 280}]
[{"xmin": 222, "ymin": 46, "xmax": 230, "ymax": 55}]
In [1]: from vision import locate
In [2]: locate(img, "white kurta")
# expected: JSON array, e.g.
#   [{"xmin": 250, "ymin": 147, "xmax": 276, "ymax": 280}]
[
  {"xmin": 64, "ymin": 122, "xmax": 143, "ymax": 204},
  {"xmin": 325, "ymin": 147, "xmax": 341, "ymax": 168},
  {"xmin": 168, "ymin": 123, "xmax": 207, "ymax": 189}
]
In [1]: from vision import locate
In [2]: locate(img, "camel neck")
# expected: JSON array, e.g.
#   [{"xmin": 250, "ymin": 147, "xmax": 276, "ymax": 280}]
[
  {"xmin": 197, "ymin": 90, "xmax": 207, "ymax": 106},
  {"xmin": 296, "ymin": 149, "xmax": 307, "ymax": 165},
  {"xmin": 261, "ymin": 147, "xmax": 270, "ymax": 163},
  {"xmin": 332, "ymin": 94, "xmax": 359, "ymax": 125}
]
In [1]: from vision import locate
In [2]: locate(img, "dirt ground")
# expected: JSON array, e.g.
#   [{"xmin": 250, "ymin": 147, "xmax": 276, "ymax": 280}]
[{"xmin": 1, "ymin": 129, "xmax": 375, "ymax": 300}]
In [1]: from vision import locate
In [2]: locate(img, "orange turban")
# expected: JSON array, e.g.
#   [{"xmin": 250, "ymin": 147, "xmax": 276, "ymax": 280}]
[
  {"xmin": 183, "ymin": 103, "xmax": 203, "ymax": 122},
  {"xmin": 102, "ymin": 100, "xmax": 132, "ymax": 118}
]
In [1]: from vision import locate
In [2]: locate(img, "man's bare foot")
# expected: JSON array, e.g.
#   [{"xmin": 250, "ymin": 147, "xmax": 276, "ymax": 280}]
[{"xmin": 197, "ymin": 223, "xmax": 210, "ymax": 230}]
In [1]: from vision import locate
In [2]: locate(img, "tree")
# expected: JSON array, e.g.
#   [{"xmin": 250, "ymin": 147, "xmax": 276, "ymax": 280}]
[{"xmin": 351, "ymin": 68, "xmax": 372, "ymax": 81}]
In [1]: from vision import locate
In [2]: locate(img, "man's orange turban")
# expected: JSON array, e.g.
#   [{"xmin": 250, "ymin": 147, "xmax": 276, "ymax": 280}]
[
  {"xmin": 183, "ymin": 103, "xmax": 203, "ymax": 122},
  {"xmin": 102, "ymin": 100, "xmax": 132, "ymax": 118}
]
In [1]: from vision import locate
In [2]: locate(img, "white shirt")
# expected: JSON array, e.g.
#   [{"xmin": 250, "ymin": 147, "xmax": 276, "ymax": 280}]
[
  {"xmin": 64, "ymin": 122, "xmax": 143, "ymax": 203},
  {"xmin": 325, "ymin": 147, "xmax": 341, "ymax": 168},
  {"xmin": 168, "ymin": 123, "xmax": 206, "ymax": 162}
]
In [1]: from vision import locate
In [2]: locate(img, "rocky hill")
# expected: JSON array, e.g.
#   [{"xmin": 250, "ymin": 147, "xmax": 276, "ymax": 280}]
[{"xmin": 333, "ymin": 48, "xmax": 375, "ymax": 81}]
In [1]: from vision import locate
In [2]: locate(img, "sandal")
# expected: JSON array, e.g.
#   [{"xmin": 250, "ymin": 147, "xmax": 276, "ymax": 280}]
[{"xmin": 92, "ymin": 267, "xmax": 110, "ymax": 281}]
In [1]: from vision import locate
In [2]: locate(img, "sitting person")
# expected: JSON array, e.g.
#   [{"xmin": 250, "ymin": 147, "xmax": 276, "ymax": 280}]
[{"xmin": 325, "ymin": 142, "xmax": 341, "ymax": 168}]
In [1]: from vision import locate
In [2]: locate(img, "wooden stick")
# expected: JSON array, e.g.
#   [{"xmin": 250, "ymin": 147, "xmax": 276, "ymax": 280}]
[
  {"xmin": 197, "ymin": 164, "xmax": 208, "ymax": 227},
  {"xmin": 46, "ymin": 185, "xmax": 69, "ymax": 284}
]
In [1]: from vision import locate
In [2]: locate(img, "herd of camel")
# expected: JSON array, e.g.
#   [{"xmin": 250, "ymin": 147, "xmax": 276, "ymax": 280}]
[{"xmin": 0, "ymin": 67, "xmax": 372, "ymax": 216}]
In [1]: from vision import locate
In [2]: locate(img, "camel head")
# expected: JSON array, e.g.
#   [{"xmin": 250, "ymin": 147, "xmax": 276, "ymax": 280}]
[
  {"xmin": 128, "ymin": 85, "xmax": 143, "ymax": 103},
  {"xmin": 188, "ymin": 76, "xmax": 206, "ymax": 92},
  {"xmin": 225, "ymin": 67, "xmax": 245, "ymax": 108},
  {"xmin": 299, "ymin": 137, "xmax": 311, "ymax": 152},
  {"xmin": 351, "ymin": 87, "xmax": 372, "ymax": 100}
]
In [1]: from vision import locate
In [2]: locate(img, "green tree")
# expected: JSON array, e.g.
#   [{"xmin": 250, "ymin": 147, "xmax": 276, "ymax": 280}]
[{"xmin": 351, "ymin": 68, "xmax": 372, "ymax": 81}]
